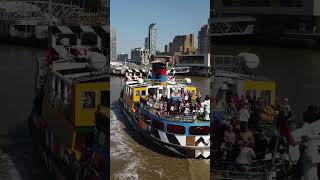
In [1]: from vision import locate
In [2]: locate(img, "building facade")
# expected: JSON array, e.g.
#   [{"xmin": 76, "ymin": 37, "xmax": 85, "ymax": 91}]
[
  {"xmin": 110, "ymin": 28, "xmax": 117, "ymax": 62},
  {"xmin": 175, "ymin": 54, "xmax": 210, "ymax": 67},
  {"xmin": 131, "ymin": 48, "xmax": 150, "ymax": 65},
  {"xmin": 117, "ymin": 53, "xmax": 129, "ymax": 62},
  {"xmin": 198, "ymin": 24, "xmax": 209, "ymax": 54},
  {"xmin": 148, "ymin": 23, "xmax": 157, "ymax": 55},
  {"xmin": 167, "ymin": 34, "xmax": 197, "ymax": 55},
  {"xmin": 164, "ymin": 45, "xmax": 169, "ymax": 54},
  {"xmin": 145, "ymin": 37, "xmax": 149, "ymax": 49}
]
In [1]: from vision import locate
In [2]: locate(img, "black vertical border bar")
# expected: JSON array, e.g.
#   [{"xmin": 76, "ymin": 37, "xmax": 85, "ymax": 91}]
[
  {"xmin": 209, "ymin": 0, "xmax": 214, "ymax": 179},
  {"xmin": 101, "ymin": 0, "xmax": 110, "ymax": 179}
]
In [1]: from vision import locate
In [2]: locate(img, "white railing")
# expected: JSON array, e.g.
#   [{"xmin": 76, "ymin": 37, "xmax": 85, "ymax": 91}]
[{"xmin": 139, "ymin": 103, "xmax": 201, "ymax": 123}]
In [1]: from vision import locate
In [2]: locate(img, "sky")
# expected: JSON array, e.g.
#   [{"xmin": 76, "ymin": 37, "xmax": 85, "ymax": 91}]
[{"xmin": 111, "ymin": 0, "xmax": 209, "ymax": 54}]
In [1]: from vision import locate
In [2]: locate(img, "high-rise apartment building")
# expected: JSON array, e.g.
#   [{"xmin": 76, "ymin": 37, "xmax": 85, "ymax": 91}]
[
  {"xmin": 110, "ymin": 28, "xmax": 117, "ymax": 62},
  {"xmin": 198, "ymin": 25, "xmax": 209, "ymax": 54},
  {"xmin": 148, "ymin": 23, "xmax": 157, "ymax": 55},
  {"xmin": 145, "ymin": 37, "xmax": 149, "ymax": 49}
]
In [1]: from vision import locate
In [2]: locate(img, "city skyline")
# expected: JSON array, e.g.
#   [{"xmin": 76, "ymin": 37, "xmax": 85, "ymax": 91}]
[{"xmin": 111, "ymin": 0, "xmax": 209, "ymax": 54}]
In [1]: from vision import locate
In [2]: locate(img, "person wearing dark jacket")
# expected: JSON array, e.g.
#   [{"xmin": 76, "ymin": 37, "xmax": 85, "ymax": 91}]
[{"xmin": 95, "ymin": 105, "xmax": 107, "ymax": 131}]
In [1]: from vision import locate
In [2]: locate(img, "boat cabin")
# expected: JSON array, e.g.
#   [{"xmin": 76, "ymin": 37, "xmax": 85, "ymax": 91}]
[
  {"xmin": 211, "ymin": 70, "xmax": 276, "ymax": 122},
  {"xmin": 39, "ymin": 62, "xmax": 109, "ymax": 160}
]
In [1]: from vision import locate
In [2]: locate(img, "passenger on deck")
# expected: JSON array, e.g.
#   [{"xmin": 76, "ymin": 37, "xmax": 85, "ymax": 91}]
[
  {"xmin": 239, "ymin": 104, "xmax": 250, "ymax": 130},
  {"xmin": 250, "ymin": 98, "xmax": 261, "ymax": 129},
  {"xmin": 303, "ymin": 105, "xmax": 314, "ymax": 123},
  {"xmin": 183, "ymin": 104, "xmax": 191, "ymax": 115},
  {"xmin": 235, "ymin": 143, "xmax": 256, "ymax": 165},
  {"xmin": 226, "ymin": 98, "xmax": 238, "ymax": 124},
  {"xmin": 241, "ymin": 127, "xmax": 255, "ymax": 146},
  {"xmin": 95, "ymin": 105, "xmax": 107, "ymax": 131},
  {"xmin": 224, "ymin": 125, "xmax": 236, "ymax": 145},
  {"xmin": 233, "ymin": 92, "xmax": 241, "ymax": 111}
]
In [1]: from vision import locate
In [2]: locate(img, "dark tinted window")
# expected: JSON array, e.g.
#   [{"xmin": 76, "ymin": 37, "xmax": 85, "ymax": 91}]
[
  {"xmin": 81, "ymin": 32, "xmax": 98, "ymax": 46},
  {"xmin": 189, "ymin": 126, "xmax": 210, "ymax": 135},
  {"xmin": 101, "ymin": 91, "xmax": 109, "ymax": 107},
  {"xmin": 152, "ymin": 120, "xmax": 164, "ymax": 131},
  {"xmin": 167, "ymin": 124, "xmax": 186, "ymax": 135}
]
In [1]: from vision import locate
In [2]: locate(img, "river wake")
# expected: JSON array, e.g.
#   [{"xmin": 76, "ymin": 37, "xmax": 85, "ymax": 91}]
[{"xmin": 110, "ymin": 106, "xmax": 140, "ymax": 180}]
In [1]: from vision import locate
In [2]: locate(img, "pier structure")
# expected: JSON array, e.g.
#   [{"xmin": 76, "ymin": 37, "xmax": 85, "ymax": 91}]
[
  {"xmin": 210, "ymin": 0, "xmax": 320, "ymax": 41},
  {"xmin": 0, "ymin": 1, "xmax": 108, "ymax": 40}
]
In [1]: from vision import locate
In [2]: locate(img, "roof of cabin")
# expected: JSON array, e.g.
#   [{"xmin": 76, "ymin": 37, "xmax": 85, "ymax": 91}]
[{"xmin": 52, "ymin": 62, "xmax": 108, "ymax": 83}]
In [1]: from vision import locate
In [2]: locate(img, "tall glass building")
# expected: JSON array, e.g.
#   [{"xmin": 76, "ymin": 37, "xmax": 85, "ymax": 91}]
[
  {"xmin": 110, "ymin": 28, "xmax": 117, "ymax": 62},
  {"xmin": 148, "ymin": 23, "xmax": 157, "ymax": 55}
]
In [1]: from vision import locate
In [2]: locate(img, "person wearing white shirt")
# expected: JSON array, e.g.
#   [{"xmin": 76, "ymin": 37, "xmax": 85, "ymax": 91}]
[{"xmin": 239, "ymin": 104, "xmax": 250, "ymax": 129}]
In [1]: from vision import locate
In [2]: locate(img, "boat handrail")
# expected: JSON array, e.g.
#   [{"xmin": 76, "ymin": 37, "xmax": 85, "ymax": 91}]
[
  {"xmin": 138, "ymin": 103, "xmax": 205, "ymax": 123},
  {"xmin": 45, "ymin": 87, "xmax": 71, "ymax": 119},
  {"xmin": 212, "ymin": 159, "xmax": 289, "ymax": 179},
  {"xmin": 141, "ymin": 78, "xmax": 190, "ymax": 85}
]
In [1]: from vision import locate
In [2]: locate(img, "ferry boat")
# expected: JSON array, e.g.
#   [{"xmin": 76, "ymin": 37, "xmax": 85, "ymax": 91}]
[
  {"xmin": 29, "ymin": 25, "xmax": 109, "ymax": 180},
  {"xmin": 119, "ymin": 60, "xmax": 210, "ymax": 159}
]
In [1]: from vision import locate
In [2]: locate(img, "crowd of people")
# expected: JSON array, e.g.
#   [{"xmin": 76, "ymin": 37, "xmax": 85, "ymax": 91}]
[
  {"xmin": 140, "ymin": 89, "xmax": 210, "ymax": 121},
  {"xmin": 213, "ymin": 91, "xmax": 296, "ymax": 166}
]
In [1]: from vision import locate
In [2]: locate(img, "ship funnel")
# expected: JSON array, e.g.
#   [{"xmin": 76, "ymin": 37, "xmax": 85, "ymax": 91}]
[{"xmin": 150, "ymin": 60, "xmax": 167, "ymax": 85}]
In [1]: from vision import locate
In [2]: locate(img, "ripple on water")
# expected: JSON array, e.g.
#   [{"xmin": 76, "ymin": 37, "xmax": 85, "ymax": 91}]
[{"xmin": 110, "ymin": 109, "xmax": 140, "ymax": 180}]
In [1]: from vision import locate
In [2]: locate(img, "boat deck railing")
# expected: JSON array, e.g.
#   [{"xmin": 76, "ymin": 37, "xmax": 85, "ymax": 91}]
[
  {"xmin": 212, "ymin": 160, "xmax": 272, "ymax": 179},
  {"xmin": 213, "ymin": 55, "xmax": 244, "ymax": 74},
  {"xmin": 45, "ymin": 87, "xmax": 72, "ymax": 120},
  {"xmin": 140, "ymin": 78, "xmax": 190, "ymax": 85},
  {"xmin": 139, "ymin": 103, "xmax": 208, "ymax": 123}
]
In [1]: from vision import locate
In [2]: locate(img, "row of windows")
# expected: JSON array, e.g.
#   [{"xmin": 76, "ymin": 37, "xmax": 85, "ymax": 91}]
[
  {"xmin": 245, "ymin": 89, "xmax": 271, "ymax": 106},
  {"xmin": 152, "ymin": 120, "xmax": 210, "ymax": 135}
]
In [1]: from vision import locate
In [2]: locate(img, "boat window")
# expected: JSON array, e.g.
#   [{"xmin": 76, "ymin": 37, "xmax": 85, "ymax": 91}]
[
  {"xmin": 81, "ymin": 91, "xmax": 96, "ymax": 108},
  {"xmin": 189, "ymin": 126, "xmax": 210, "ymax": 135},
  {"xmin": 167, "ymin": 124, "xmax": 186, "ymax": 135},
  {"xmin": 260, "ymin": 90, "xmax": 271, "ymax": 106},
  {"xmin": 141, "ymin": 90, "xmax": 146, "ymax": 96},
  {"xmin": 159, "ymin": 89, "xmax": 163, "ymax": 95},
  {"xmin": 100, "ymin": 91, "xmax": 109, "ymax": 107},
  {"xmin": 81, "ymin": 32, "xmax": 98, "ymax": 46},
  {"xmin": 152, "ymin": 120, "xmax": 164, "ymax": 131},
  {"xmin": 148, "ymin": 88, "xmax": 157, "ymax": 96},
  {"xmin": 136, "ymin": 90, "xmax": 141, "ymax": 96},
  {"xmin": 245, "ymin": 89, "xmax": 256, "ymax": 99}
]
